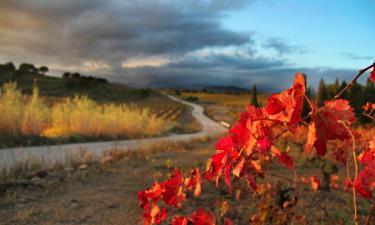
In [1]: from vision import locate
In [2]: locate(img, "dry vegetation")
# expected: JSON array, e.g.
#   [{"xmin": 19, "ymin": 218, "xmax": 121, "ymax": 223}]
[{"xmin": 0, "ymin": 83, "xmax": 171, "ymax": 145}]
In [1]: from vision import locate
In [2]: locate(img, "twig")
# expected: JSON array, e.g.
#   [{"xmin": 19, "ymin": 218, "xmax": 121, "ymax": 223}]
[
  {"xmin": 339, "ymin": 121, "xmax": 358, "ymax": 225},
  {"xmin": 333, "ymin": 62, "xmax": 375, "ymax": 101}
]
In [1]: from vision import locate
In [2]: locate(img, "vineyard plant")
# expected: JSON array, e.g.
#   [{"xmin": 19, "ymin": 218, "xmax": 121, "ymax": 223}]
[{"xmin": 138, "ymin": 63, "xmax": 375, "ymax": 225}]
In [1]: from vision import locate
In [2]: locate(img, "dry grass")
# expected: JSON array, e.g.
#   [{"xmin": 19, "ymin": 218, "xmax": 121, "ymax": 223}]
[{"xmin": 0, "ymin": 83, "xmax": 170, "ymax": 140}]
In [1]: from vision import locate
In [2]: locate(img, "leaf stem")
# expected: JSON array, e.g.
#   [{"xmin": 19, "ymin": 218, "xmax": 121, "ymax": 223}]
[{"xmin": 339, "ymin": 121, "xmax": 358, "ymax": 225}]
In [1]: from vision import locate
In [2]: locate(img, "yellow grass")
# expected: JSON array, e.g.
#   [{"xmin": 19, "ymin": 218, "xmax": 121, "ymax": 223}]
[
  {"xmin": 0, "ymin": 83, "xmax": 170, "ymax": 139},
  {"xmin": 181, "ymin": 91, "xmax": 268, "ymax": 106}
]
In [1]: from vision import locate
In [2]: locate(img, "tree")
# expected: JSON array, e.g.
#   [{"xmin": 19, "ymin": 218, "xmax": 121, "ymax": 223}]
[
  {"xmin": 317, "ymin": 79, "xmax": 328, "ymax": 106},
  {"xmin": 348, "ymin": 81, "xmax": 364, "ymax": 117},
  {"xmin": 62, "ymin": 72, "xmax": 71, "ymax": 79},
  {"xmin": 71, "ymin": 72, "xmax": 81, "ymax": 79},
  {"xmin": 19, "ymin": 63, "xmax": 37, "ymax": 73},
  {"xmin": 250, "ymin": 84, "xmax": 259, "ymax": 107},
  {"xmin": 340, "ymin": 81, "xmax": 349, "ymax": 100},
  {"xmin": 0, "ymin": 62, "xmax": 16, "ymax": 73},
  {"xmin": 39, "ymin": 66, "xmax": 49, "ymax": 75},
  {"xmin": 333, "ymin": 78, "xmax": 340, "ymax": 95}
]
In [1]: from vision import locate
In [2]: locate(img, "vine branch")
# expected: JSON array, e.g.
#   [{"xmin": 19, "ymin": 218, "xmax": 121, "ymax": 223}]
[{"xmin": 333, "ymin": 62, "xmax": 375, "ymax": 101}]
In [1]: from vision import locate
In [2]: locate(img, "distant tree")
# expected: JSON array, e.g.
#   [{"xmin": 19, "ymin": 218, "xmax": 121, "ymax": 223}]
[
  {"xmin": 71, "ymin": 72, "xmax": 81, "ymax": 79},
  {"xmin": 349, "ymin": 81, "xmax": 364, "ymax": 117},
  {"xmin": 96, "ymin": 78, "xmax": 108, "ymax": 84},
  {"xmin": 317, "ymin": 79, "xmax": 328, "ymax": 106},
  {"xmin": 39, "ymin": 66, "xmax": 49, "ymax": 75},
  {"xmin": 340, "ymin": 81, "xmax": 349, "ymax": 100},
  {"xmin": 364, "ymin": 78, "xmax": 375, "ymax": 103},
  {"xmin": 174, "ymin": 89, "xmax": 181, "ymax": 95},
  {"xmin": 62, "ymin": 72, "xmax": 71, "ymax": 79},
  {"xmin": 0, "ymin": 62, "xmax": 16, "ymax": 73},
  {"xmin": 333, "ymin": 78, "xmax": 340, "ymax": 95},
  {"xmin": 250, "ymin": 84, "xmax": 260, "ymax": 107},
  {"xmin": 19, "ymin": 63, "xmax": 37, "ymax": 73}
]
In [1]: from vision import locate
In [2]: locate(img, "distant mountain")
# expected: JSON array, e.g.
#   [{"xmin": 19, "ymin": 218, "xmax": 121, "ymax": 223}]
[{"xmin": 203, "ymin": 85, "xmax": 250, "ymax": 93}]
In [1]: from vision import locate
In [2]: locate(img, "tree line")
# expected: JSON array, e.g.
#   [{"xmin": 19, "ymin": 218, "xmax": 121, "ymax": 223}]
[
  {"xmin": 0, "ymin": 62, "xmax": 49, "ymax": 75},
  {"xmin": 0, "ymin": 62, "xmax": 108, "ymax": 89}
]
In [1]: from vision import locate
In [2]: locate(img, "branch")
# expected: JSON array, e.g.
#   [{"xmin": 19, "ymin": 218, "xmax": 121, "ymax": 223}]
[{"xmin": 333, "ymin": 62, "xmax": 375, "ymax": 101}]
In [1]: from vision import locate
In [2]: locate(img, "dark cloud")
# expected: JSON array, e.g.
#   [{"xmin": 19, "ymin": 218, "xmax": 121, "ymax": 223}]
[
  {"xmin": 0, "ymin": 0, "xmax": 252, "ymax": 66},
  {"xmin": 1, "ymin": 0, "xmax": 357, "ymax": 92},
  {"xmin": 262, "ymin": 37, "xmax": 307, "ymax": 56}
]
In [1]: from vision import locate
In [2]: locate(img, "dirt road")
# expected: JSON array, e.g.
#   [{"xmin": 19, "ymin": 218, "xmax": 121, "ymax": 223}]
[{"xmin": 0, "ymin": 95, "xmax": 227, "ymax": 170}]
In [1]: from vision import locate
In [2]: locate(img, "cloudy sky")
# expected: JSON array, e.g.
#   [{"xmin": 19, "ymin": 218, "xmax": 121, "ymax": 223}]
[{"xmin": 0, "ymin": 0, "xmax": 374, "ymax": 91}]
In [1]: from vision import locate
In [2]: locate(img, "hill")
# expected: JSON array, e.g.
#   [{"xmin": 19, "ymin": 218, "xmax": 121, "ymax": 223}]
[{"xmin": 0, "ymin": 63, "xmax": 157, "ymax": 103}]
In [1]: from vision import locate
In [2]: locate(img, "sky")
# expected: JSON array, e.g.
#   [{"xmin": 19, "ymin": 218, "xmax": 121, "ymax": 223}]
[{"xmin": 0, "ymin": 0, "xmax": 374, "ymax": 91}]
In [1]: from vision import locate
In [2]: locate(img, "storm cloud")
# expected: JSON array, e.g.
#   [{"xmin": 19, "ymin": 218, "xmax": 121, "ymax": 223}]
[{"xmin": 0, "ymin": 0, "xmax": 359, "ymax": 91}]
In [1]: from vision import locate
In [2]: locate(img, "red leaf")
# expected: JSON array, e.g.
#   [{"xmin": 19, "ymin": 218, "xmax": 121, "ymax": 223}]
[
  {"xmin": 310, "ymin": 176, "xmax": 320, "ymax": 192},
  {"xmin": 138, "ymin": 181, "xmax": 163, "ymax": 209},
  {"xmin": 265, "ymin": 94, "xmax": 286, "ymax": 115},
  {"xmin": 370, "ymin": 65, "xmax": 375, "ymax": 83},
  {"xmin": 216, "ymin": 136, "xmax": 234, "ymax": 151},
  {"xmin": 246, "ymin": 174, "xmax": 257, "ymax": 190},
  {"xmin": 184, "ymin": 168, "xmax": 202, "ymax": 197},
  {"xmin": 271, "ymin": 146, "xmax": 295, "ymax": 169},
  {"xmin": 305, "ymin": 99, "xmax": 356, "ymax": 155},
  {"xmin": 160, "ymin": 169, "xmax": 186, "ymax": 208},
  {"xmin": 354, "ymin": 168, "xmax": 375, "ymax": 199},
  {"xmin": 267, "ymin": 73, "xmax": 306, "ymax": 127},
  {"xmin": 142, "ymin": 204, "xmax": 167, "ymax": 225},
  {"xmin": 172, "ymin": 216, "xmax": 189, "ymax": 225},
  {"xmin": 190, "ymin": 209, "xmax": 216, "ymax": 225},
  {"xmin": 224, "ymin": 218, "xmax": 234, "ymax": 225}
]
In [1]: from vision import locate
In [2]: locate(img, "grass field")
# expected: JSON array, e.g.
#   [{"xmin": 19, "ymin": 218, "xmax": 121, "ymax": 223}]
[{"xmin": 180, "ymin": 91, "xmax": 268, "ymax": 106}]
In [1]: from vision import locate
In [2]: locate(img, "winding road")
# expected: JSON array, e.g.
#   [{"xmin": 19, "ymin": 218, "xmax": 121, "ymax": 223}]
[{"xmin": 0, "ymin": 95, "xmax": 227, "ymax": 171}]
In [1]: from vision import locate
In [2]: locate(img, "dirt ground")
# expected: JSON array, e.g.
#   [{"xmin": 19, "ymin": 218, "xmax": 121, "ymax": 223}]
[
  {"xmin": 0, "ymin": 139, "xmax": 373, "ymax": 225},
  {"xmin": 0, "ymin": 141, "xmax": 215, "ymax": 225}
]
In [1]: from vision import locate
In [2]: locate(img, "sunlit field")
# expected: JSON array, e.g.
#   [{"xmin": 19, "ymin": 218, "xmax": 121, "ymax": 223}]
[
  {"xmin": 0, "ymin": 83, "xmax": 169, "ymax": 141},
  {"xmin": 180, "ymin": 91, "xmax": 268, "ymax": 106}
]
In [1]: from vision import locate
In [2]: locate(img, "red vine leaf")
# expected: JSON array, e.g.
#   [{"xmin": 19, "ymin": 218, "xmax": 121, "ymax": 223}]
[
  {"xmin": 271, "ymin": 146, "xmax": 295, "ymax": 169},
  {"xmin": 305, "ymin": 99, "xmax": 356, "ymax": 155},
  {"xmin": 171, "ymin": 216, "xmax": 189, "ymax": 225},
  {"xmin": 184, "ymin": 168, "xmax": 202, "ymax": 197},
  {"xmin": 370, "ymin": 65, "xmax": 375, "ymax": 83},
  {"xmin": 190, "ymin": 209, "xmax": 216, "ymax": 225},
  {"xmin": 310, "ymin": 176, "xmax": 320, "ymax": 192},
  {"xmin": 160, "ymin": 169, "xmax": 186, "ymax": 208},
  {"xmin": 267, "ymin": 73, "xmax": 306, "ymax": 128}
]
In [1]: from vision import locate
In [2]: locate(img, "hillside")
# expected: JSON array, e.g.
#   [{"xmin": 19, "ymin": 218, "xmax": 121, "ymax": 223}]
[{"xmin": 0, "ymin": 69, "xmax": 157, "ymax": 103}]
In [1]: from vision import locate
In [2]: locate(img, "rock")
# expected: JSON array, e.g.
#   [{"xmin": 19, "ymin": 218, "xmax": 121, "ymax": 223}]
[{"xmin": 78, "ymin": 164, "xmax": 88, "ymax": 170}]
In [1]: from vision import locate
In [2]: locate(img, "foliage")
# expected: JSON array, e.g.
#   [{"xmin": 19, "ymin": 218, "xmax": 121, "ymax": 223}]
[{"xmin": 138, "ymin": 63, "xmax": 375, "ymax": 225}]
